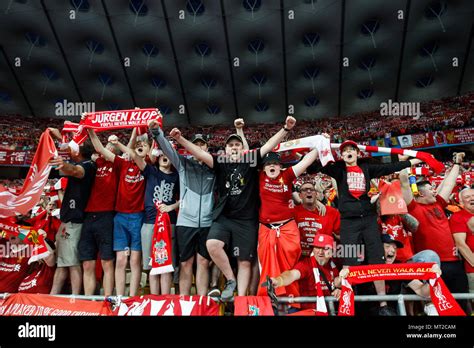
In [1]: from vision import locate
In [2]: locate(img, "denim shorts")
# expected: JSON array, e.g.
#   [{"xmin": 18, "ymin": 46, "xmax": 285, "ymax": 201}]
[{"xmin": 113, "ymin": 212, "xmax": 144, "ymax": 252}]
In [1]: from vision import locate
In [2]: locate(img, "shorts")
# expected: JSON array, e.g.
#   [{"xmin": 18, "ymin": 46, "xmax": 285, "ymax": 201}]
[
  {"xmin": 340, "ymin": 215, "xmax": 384, "ymax": 266},
  {"xmin": 113, "ymin": 212, "xmax": 144, "ymax": 252},
  {"xmin": 78, "ymin": 212, "xmax": 115, "ymax": 261},
  {"xmin": 467, "ymin": 273, "xmax": 474, "ymax": 293},
  {"xmin": 207, "ymin": 215, "xmax": 258, "ymax": 261},
  {"xmin": 441, "ymin": 260, "xmax": 470, "ymax": 314},
  {"xmin": 141, "ymin": 223, "xmax": 177, "ymax": 270},
  {"xmin": 408, "ymin": 249, "xmax": 440, "ymax": 265},
  {"xmin": 175, "ymin": 226, "xmax": 211, "ymax": 262},
  {"xmin": 57, "ymin": 222, "xmax": 82, "ymax": 267}
]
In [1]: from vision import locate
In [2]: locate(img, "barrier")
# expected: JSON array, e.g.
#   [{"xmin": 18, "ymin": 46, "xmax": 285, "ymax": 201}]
[{"xmin": 1, "ymin": 292, "xmax": 473, "ymax": 316}]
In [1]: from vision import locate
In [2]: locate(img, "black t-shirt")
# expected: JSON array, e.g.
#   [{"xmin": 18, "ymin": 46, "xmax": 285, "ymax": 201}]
[
  {"xmin": 60, "ymin": 160, "xmax": 96, "ymax": 223},
  {"xmin": 212, "ymin": 149, "xmax": 262, "ymax": 220}
]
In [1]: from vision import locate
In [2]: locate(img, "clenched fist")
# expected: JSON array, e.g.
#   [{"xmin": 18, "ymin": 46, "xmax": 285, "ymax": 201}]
[
  {"xmin": 285, "ymin": 116, "xmax": 296, "ymax": 130},
  {"xmin": 234, "ymin": 118, "xmax": 245, "ymax": 129},
  {"xmin": 108, "ymin": 135, "xmax": 118, "ymax": 145},
  {"xmin": 169, "ymin": 128, "xmax": 182, "ymax": 140},
  {"xmin": 148, "ymin": 119, "xmax": 160, "ymax": 129}
]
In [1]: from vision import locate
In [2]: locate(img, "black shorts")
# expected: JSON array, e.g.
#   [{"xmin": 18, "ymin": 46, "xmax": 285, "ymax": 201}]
[
  {"xmin": 78, "ymin": 211, "xmax": 115, "ymax": 261},
  {"xmin": 176, "ymin": 226, "xmax": 211, "ymax": 262},
  {"xmin": 340, "ymin": 215, "xmax": 384, "ymax": 266},
  {"xmin": 207, "ymin": 215, "xmax": 258, "ymax": 261}
]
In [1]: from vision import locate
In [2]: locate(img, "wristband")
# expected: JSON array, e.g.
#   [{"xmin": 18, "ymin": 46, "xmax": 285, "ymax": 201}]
[{"xmin": 283, "ymin": 127, "xmax": 291, "ymax": 132}]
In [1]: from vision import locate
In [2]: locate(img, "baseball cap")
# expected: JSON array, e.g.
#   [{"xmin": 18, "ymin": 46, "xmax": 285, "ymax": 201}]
[
  {"xmin": 312, "ymin": 234, "xmax": 334, "ymax": 249},
  {"xmin": 225, "ymin": 134, "xmax": 243, "ymax": 145},
  {"xmin": 381, "ymin": 233, "xmax": 403, "ymax": 248},
  {"xmin": 262, "ymin": 152, "xmax": 281, "ymax": 165},
  {"xmin": 339, "ymin": 140, "xmax": 359, "ymax": 152},
  {"xmin": 191, "ymin": 134, "xmax": 208, "ymax": 145}
]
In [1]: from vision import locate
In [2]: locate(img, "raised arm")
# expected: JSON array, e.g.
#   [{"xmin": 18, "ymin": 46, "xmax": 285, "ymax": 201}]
[
  {"xmin": 148, "ymin": 120, "xmax": 181, "ymax": 170},
  {"xmin": 438, "ymin": 153, "xmax": 464, "ymax": 203},
  {"xmin": 87, "ymin": 129, "xmax": 116, "ymax": 162},
  {"xmin": 109, "ymin": 135, "xmax": 146, "ymax": 171},
  {"xmin": 260, "ymin": 116, "xmax": 296, "ymax": 157},
  {"xmin": 292, "ymin": 148, "xmax": 319, "ymax": 177},
  {"xmin": 127, "ymin": 127, "xmax": 138, "ymax": 149},
  {"xmin": 399, "ymin": 168, "xmax": 414, "ymax": 206},
  {"xmin": 234, "ymin": 118, "xmax": 249, "ymax": 151},
  {"xmin": 169, "ymin": 128, "xmax": 214, "ymax": 168}
]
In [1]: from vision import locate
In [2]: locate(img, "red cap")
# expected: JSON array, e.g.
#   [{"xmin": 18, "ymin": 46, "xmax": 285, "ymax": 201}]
[
  {"xmin": 312, "ymin": 234, "xmax": 334, "ymax": 249},
  {"xmin": 339, "ymin": 140, "xmax": 359, "ymax": 152}
]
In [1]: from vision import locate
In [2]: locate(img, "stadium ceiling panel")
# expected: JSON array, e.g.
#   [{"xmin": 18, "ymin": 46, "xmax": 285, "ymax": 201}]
[
  {"xmin": 398, "ymin": 0, "xmax": 474, "ymax": 102},
  {"xmin": 0, "ymin": 0, "xmax": 82, "ymax": 118},
  {"xmin": 0, "ymin": 0, "xmax": 472, "ymax": 126}
]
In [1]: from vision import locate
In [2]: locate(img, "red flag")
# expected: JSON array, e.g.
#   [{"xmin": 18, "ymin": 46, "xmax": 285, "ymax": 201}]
[
  {"xmin": 234, "ymin": 296, "xmax": 275, "ymax": 316},
  {"xmin": 0, "ymin": 130, "xmax": 57, "ymax": 218},
  {"xmin": 378, "ymin": 180, "xmax": 407, "ymax": 216},
  {"xmin": 149, "ymin": 205, "xmax": 174, "ymax": 275}
]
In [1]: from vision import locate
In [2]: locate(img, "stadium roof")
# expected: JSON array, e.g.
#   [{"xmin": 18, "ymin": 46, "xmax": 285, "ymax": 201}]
[{"xmin": 0, "ymin": 0, "xmax": 473, "ymax": 127}]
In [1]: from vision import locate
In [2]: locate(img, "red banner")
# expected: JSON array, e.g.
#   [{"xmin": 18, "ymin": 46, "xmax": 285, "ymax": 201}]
[
  {"xmin": 234, "ymin": 296, "xmax": 275, "ymax": 316},
  {"xmin": 114, "ymin": 295, "xmax": 219, "ymax": 316},
  {"xmin": 0, "ymin": 150, "xmax": 33, "ymax": 165},
  {"xmin": 0, "ymin": 130, "xmax": 57, "ymax": 218},
  {"xmin": 338, "ymin": 263, "xmax": 465, "ymax": 316},
  {"xmin": 0, "ymin": 293, "xmax": 112, "ymax": 316}
]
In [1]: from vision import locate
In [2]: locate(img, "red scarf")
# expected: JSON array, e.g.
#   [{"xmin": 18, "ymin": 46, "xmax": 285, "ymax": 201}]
[
  {"xmin": 338, "ymin": 263, "xmax": 465, "ymax": 316},
  {"xmin": 0, "ymin": 219, "xmax": 50, "ymax": 264},
  {"xmin": 70, "ymin": 108, "xmax": 162, "ymax": 146},
  {"xmin": 310, "ymin": 256, "xmax": 329, "ymax": 316},
  {"xmin": 149, "ymin": 203, "xmax": 174, "ymax": 275},
  {"xmin": 0, "ymin": 130, "xmax": 57, "ymax": 219}
]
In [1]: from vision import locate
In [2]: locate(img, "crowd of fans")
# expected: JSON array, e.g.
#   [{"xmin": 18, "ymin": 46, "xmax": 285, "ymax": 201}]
[
  {"xmin": 1, "ymin": 92, "xmax": 472, "ymax": 152},
  {"xmin": 0, "ymin": 110, "xmax": 473, "ymax": 317}
]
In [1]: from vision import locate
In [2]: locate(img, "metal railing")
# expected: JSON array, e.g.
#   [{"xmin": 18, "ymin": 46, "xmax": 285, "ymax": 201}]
[
  {"xmin": 1, "ymin": 293, "xmax": 473, "ymax": 316},
  {"xmin": 277, "ymin": 293, "xmax": 474, "ymax": 315}
]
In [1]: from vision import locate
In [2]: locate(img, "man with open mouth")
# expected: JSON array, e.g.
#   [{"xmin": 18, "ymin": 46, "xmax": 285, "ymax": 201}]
[
  {"xmin": 308, "ymin": 139, "xmax": 423, "ymax": 315},
  {"xmin": 166, "ymin": 116, "xmax": 297, "ymax": 301},
  {"xmin": 256, "ymin": 147, "xmax": 319, "ymax": 306}
]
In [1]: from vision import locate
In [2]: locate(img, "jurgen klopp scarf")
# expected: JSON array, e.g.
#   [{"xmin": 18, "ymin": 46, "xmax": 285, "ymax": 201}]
[
  {"xmin": 149, "ymin": 202, "xmax": 174, "ymax": 275},
  {"xmin": 338, "ymin": 263, "xmax": 465, "ymax": 316},
  {"xmin": 69, "ymin": 108, "xmax": 163, "ymax": 147},
  {"xmin": 0, "ymin": 219, "xmax": 50, "ymax": 264}
]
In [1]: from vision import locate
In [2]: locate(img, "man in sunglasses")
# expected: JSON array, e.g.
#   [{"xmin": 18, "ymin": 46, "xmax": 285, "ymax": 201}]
[{"xmin": 294, "ymin": 180, "xmax": 341, "ymax": 259}]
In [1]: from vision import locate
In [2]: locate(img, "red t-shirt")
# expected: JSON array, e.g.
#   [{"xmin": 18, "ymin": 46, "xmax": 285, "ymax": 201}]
[
  {"xmin": 407, "ymin": 195, "xmax": 458, "ymax": 262},
  {"xmin": 114, "ymin": 156, "xmax": 145, "ymax": 213},
  {"xmin": 294, "ymin": 205, "xmax": 340, "ymax": 257},
  {"xmin": 449, "ymin": 209, "xmax": 474, "ymax": 273},
  {"xmin": 0, "ymin": 247, "xmax": 30, "ymax": 293},
  {"xmin": 293, "ymin": 257, "xmax": 339, "ymax": 310},
  {"xmin": 85, "ymin": 157, "xmax": 118, "ymax": 212},
  {"xmin": 346, "ymin": 165, "xmax": 366, "ymax": 199},
  {"xmin": 259, "ymin": 167, "xmax": 296, "ymax": 223},
  {"xmin": 381, "ymin": 215, "xmax": 414, "ymax": 262},
  {"xmin": 18, "ymin": 262, "xmax": 55, "ymax": 294}
]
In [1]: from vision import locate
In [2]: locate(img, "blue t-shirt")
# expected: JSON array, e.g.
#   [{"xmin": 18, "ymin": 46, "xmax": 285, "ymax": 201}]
[{"xmin": 143, "ymin": 164, "xmax": 179, "ymax": 224}]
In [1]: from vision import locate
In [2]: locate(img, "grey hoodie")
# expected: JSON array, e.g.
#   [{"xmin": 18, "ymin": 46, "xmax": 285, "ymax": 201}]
[{"xmin": 150, "ymin": 127, "xmax": 215, "ymax": 228}]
